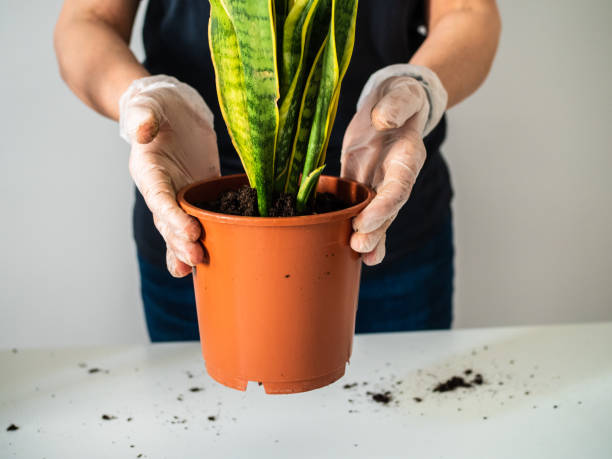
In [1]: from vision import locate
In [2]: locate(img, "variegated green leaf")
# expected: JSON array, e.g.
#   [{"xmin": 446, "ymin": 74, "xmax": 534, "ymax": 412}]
[
  {"xmin": 316, "ymin": 1, "xmax": 355, "ymax": 169},
  {"xmin": 209, "ymin": 0, "xmax": 357, "ymax": 216},
  {"xmin": 296, "ymin": 165, "xmax": 325, "ymax": 213},
  {"xmin": 274, "ymin": 0, "xmax": 331, "ymax": 192},
  {"xmin": 209, "ymin": 0, "xmax": 254, "ymax": 184},
  {"xmin": 280, "ymin": 0, "xmax": 309, "ymax": 96},
  {"xmin": 209, "ymin": 0, "xmax": 279, "ymax": 216},
  {"xmin": 273, "ymin": 0, "xmax": 290, "ymax": 74},
  {"xmin": 282, "ymin": 36, "xmax": 327, "ymax": 194},
  {"xmin": 316, "ymin": 89, "xmax": 340, "ymax": 168},
  {"xmin": 299, "ymin": 0, "xmax": 357, "ymax": 198}
]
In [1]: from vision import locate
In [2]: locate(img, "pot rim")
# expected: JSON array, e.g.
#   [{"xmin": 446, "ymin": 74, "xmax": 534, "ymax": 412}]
[{"xmin": 177, "ymin": 174, "xmax": 374, "ymax": 227}]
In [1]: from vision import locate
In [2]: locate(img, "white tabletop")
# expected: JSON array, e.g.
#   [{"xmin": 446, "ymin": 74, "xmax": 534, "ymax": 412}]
[{"xmin": 2, "ymin": 322, "xmax": 611, "ymax": 459}]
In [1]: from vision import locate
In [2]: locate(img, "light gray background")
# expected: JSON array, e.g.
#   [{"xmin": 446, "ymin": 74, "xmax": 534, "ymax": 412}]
[{"xmin": 1, "ymin": 0, "xmax": 610, "ymax": 346}]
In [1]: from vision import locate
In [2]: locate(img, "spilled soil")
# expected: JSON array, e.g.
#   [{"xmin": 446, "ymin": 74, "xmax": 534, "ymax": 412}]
[{"xmin": 433, "ymin": 371, "xmax": 485, "ymax": 393}]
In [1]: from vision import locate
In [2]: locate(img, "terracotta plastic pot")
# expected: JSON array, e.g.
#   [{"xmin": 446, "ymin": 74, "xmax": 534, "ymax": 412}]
[{"xmin": 177, "ymin": 174, "xmax": 374, "ymax": 394}]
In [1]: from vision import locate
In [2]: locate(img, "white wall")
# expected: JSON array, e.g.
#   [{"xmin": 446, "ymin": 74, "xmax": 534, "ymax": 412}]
[
  {"xmin": 448, "ymin": 0, "xmax": 612, "ymax": 327},
  {"xmin": 0, "ymin": 0, "xmax": 610, "ymax": 347},
  {"xmin": 0, "ymin": 1, "xmax": 147, "ymax": 346}
]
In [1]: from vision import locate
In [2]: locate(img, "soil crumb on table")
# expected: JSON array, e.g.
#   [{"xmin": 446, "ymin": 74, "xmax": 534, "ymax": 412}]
[
  {"xmin": 207, "ymin": 416, "xmax": 216, "ymax": 422},
  {"xmin": 6, "ymin": 424, "xmax": 19, "ymax": 432},
  {"xmin": 170, "ymin": 416, "xmax": 187, "ymax": 425},
  {"xmin": 367, "ymin": 391, "xmax": 393, "ymax": 404},
  {"xmin": 201, "ymin": 185, "xmax": 347, "ymax": 217},
  {"xmin": 472, "ymin": 373, "xmax": 484, "ymax": 385},
  {"xmin": 101, "ymin": 414, "xmax": 117, "ymax": 421},
  {"xmin": 433, "ymin": 376, "xmax": 472, "ymax": 392},
  {"xmin": 343, "ymin": 382, "xmax": 358, "ymax": 389},
  {"xmin": 433, "ymin": 372, "xmax": 485, "ymax": 393},
  {"xmin": 189, "ymin": 387, "xmax": 203, "ymax": 392},
  {"xmin": 88, "ymin": 368, "xmax": 109, "ymax": 374}
]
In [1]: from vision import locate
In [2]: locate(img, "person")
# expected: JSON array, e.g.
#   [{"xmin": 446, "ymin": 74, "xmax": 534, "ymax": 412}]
[{"xmin": 54, "ymin": 0, "xmax": 501, "ymax": 341}]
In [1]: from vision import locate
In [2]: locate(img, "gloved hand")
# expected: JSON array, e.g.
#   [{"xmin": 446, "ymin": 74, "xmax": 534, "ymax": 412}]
[
  {"xmin": 341, "ymin": 64, "xmax": 447, "ymax": 265},
  {"xmin": 119, "ymin": 75, "xmax": 220, "ymax": 277}
]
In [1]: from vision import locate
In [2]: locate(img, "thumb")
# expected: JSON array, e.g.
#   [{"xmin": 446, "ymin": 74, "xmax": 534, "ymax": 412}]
[
  {"xmin": 371, "ymin": 78, "xmax": 425, "ymax": 131},
  {"xmin": 128, "ymin": 104, "xmax": 161, "ymax": 144}
]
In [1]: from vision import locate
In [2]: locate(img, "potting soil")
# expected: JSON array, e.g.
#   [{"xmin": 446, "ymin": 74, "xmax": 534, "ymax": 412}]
[{"xmin": 201, "ymin": 185, "xmax": 347, "ymax": 217}]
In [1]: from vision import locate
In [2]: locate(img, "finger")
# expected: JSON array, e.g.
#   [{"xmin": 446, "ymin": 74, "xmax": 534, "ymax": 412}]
[
  {"xmin": 166, "ymin": 248, "xmax": 192, "ymax": 278},
  {"xmin": 350, "ymin": 216, "xmax": 394, "ymax": 254},
  {"xmin": 129, "ymin": 152, "xmax": 202, "ymax": 242},
  {"xmin": 371, "ymin": 79, "xmax": 426, "ymax": 131},
  {"xmin": 352, "ymin": 134, "xmax": 425, "ymax": 234},
  {"xmin": 362, "ymin": 234, "xmax": 386, "ymax": 266},
  {"xmin": 126, "ymin": 104, "xmax": 161, "ymax": 144},
  {"xmin": 153, "ymin": 213, "xmax": 205, "ymax": 266}
]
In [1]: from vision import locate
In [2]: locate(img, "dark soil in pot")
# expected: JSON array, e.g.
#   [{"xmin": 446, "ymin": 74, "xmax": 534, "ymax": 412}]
[{"xmin": 199, "ymin": 185, "xmax": 348, "ymax": 217}]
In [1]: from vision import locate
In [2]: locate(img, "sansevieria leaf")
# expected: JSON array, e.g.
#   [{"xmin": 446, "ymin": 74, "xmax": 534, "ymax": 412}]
[
  {"xmin": 209, "ymin": 0, "xmax": 280, "ymax": 216},
  {"xmin": 297, "ymin": 0, "xmax": 357, "ymax": 210},
  {"xmin": 274, "ymin": 0, "xmax": 331, "ymax": 192},
  {"xmin": 273, "ymin": 0, "xmax": 290, "ymax": 78},
  {"xmin": 283, "ymin": 36, "xmax": 328, "ymax": 195},
  {"xmin": 209, "ymin": 0, "xmax": 253, "ymax": 183},
  {"xmin": 208, "ymin": 0, "xmax": 357, "ymax": 215},
  {"xmin": 316, "ymin": 89, "xmax": 340, "ymax": 168},
  {"xmin": 280, "ymin": 0, "xmax": 311, "ymax": 96},
  {"xmin": 296, "ymin": 165, "xmax": 325, "ymax": 213}
]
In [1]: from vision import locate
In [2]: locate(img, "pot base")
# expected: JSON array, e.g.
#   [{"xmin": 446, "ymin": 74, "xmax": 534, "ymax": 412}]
[{"xmin": 206, "ymin": 364, "xmax": 346, "ymax": 394}]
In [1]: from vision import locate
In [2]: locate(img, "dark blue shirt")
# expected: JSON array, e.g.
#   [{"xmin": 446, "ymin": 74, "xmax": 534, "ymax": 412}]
[{"xmin": 135, "ymin": 0, "xmax": 453, "ymax": 274}]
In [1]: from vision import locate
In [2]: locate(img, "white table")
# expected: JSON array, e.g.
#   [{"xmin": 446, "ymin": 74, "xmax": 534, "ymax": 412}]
[{"xmin": 2, "ymin": 323, "xmax": 611, "ymax": 458}]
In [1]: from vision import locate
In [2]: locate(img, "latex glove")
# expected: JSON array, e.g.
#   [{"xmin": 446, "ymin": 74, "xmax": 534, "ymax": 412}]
[
  {"xmin": 341, "ymin": 64, "xmax": 447, "ymax": 265},
  {"xmin": 119, "ymin": 75, "xmax": 220, "ymax": 277}
]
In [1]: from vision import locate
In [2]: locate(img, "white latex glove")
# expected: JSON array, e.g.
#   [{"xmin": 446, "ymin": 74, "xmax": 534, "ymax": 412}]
[
  {"xmin": 341, "ymin": 64, "xmax": 447, "ymax": 265},
  {"xmin": 119, "ymin": 75, "xmax": 220, "ymax": 277}
]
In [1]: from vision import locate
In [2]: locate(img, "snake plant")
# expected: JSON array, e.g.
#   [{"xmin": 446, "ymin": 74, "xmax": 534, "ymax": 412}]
[{"xmin": 209, "ymin": 0, "xmax": 358, "ymax": 216}]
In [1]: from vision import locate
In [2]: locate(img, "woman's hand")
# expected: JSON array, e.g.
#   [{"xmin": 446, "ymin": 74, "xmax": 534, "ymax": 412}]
[
  {"xmin": 120, "ymin": 76, "xmax": 220, "ymax": 277},
  {"xmin": 341, "ymin": 65, "xmax": 447, "ymax": 265}
]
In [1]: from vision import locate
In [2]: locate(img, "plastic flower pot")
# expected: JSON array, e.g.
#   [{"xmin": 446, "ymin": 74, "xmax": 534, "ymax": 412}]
[{"xmin": 177, "ymin": 174, "xmax": 374, "ymax": 394}]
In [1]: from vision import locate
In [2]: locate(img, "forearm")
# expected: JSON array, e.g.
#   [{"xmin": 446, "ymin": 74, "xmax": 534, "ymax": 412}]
[
  {"xmin": 410, "ymin": 0, "xmax": 501, "ymax": 109},
  {"xmin": 54, "ymin": 3, "xmax": 148, "ymax": 120}
]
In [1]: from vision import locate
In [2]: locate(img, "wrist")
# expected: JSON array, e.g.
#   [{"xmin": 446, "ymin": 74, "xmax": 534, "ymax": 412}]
[{"xmin": 357, "ymin": 64, "xmax": 448, "ymax": 137}]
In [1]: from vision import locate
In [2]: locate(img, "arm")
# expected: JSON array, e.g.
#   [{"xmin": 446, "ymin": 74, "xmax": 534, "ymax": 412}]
[
  {"xmin": 341, "ymin": 0, "xmax": 501, "ymax": 265},
  {"xmin": 54, "ymin": 0, "xmax": 220, "ymax": 277},
  {"xmin": 411, "ymin": 0, "xmax": 501, "ymax": 109},
  {"xmin": 54, "ymin": 0, "xmax": 149, "ymax": 120}
]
